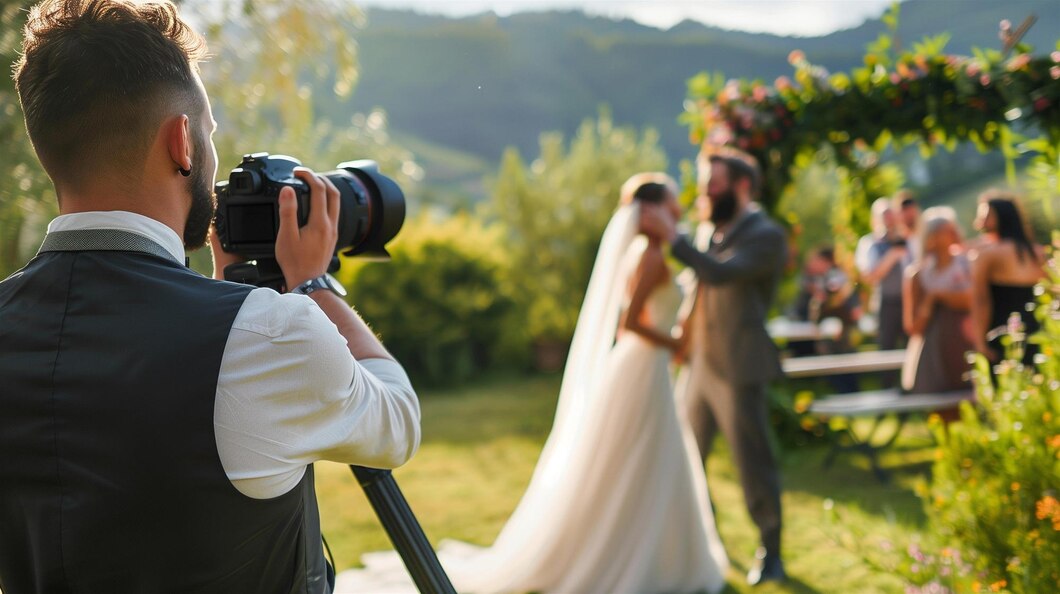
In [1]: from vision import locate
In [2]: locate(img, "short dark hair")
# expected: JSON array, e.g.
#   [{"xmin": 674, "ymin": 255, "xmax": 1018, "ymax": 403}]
[
  {"xmin": 894, "ymin": 189, "xmax": 918, "ymax": 209},
  {"xmin": 14, "ymin": 0, "xmax": 207, "ymax": 187},
  {"xmin": 704, "ymin": 147, "xmax": 763, "ymax": 199}
]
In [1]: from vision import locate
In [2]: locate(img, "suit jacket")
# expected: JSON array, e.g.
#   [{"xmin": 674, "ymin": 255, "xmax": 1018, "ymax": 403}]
[{"xmin": 672, "ymin": 206, "xmax": 788, "ymax": 386}]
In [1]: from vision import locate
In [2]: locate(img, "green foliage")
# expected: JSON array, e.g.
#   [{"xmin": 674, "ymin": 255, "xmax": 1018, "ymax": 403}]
[
  {"xmin": 915, "ymin": 245, "xmax": 1060, "ymax": 593},
  {"xmin": 489, "ymin": 109, "xmax": 667, "ymax": 344},
  {"xmin": 683, "ymin": 5, "xmax": 1060, "ymax": 246},
  {"xmin": 0, "ymin": 2, "xmax": 57, "ymax": 278},
  {"xmin": 335, "ymin": 213, "xmax": 519, "ymax": 386}
]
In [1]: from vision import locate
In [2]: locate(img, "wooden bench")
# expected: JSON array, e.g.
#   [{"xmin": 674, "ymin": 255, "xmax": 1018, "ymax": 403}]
[
  {"xmin": 780, "ymin": 350, "xmax": 973, "ymax": 481},
  {"xmin": 782, "ymin": 349, "xmax": 906, "ymax": 378},
  {"xmin": 807, "ymin": 389, "xmax": 974, "ymax": 481}
]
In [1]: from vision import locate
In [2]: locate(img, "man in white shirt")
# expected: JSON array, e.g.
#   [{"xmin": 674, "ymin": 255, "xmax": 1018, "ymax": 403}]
[{"xmin": 0, "ymin": 1, "xmax": 419, "ymax": 592}]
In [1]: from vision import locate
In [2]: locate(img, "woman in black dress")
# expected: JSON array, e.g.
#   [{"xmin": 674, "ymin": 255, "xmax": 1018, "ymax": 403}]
[{"xmin": 968, "ymin": 192, "xmax": 1046, "ymax": 365}]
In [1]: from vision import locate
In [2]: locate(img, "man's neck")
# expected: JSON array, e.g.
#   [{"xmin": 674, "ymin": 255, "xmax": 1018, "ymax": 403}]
[{"xmin": 59, "ymin": 192, "xmax": 186, "ymax": 243}]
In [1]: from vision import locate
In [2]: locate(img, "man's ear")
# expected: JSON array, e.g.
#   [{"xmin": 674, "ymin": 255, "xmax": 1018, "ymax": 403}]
[
  {"xmin": 165, "ymin": 114, "xmax": 192, "ymax": 174},
  {"xmin": 737, "ymin": 177, "xmax": 754, "ymax": 201}
]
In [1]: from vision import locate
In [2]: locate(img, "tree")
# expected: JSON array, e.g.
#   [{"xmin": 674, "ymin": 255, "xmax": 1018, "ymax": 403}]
[
  {"xmin": 490, "ymin": 109, "xmax": 667, "ymax": 351},
  {"xmin": 0, "ymin": 0, "xmax": 419, "ymax": 276}
]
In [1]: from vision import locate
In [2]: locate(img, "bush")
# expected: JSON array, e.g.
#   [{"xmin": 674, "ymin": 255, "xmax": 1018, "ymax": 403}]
[
  {"xmin": 336, "ymin": 212, "xmax": 523, "ymax": 386},
  {"xmin": 918, "ymin": 242, "xmax": 1060, "ymax": 593}
]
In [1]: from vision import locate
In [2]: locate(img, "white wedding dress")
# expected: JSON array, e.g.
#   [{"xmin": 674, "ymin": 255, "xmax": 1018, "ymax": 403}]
[{"xmin": 336, "ymin": 205, "xmax": 728, "ymax": 594}]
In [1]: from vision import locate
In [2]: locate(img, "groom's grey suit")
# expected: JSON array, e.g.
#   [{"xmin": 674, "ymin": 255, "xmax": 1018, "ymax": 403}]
[{"xmin": 672, "ymin": 204, "xmax": 787, "ymax": 556}]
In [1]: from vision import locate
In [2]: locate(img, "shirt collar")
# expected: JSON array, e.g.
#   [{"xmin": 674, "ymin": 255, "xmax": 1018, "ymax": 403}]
[{"xmin": 47, "ymin": 211, "xmax": 186, "ymax": 264}]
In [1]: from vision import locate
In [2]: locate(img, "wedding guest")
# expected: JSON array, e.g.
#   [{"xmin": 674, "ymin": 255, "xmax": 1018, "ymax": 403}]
[
  {"xmin": 894, "ymin": 190, "xmax": 921, "ymax": 259},
  {"xmin": 969, "ymin": 192, "xmax": 1046, "ymax": 365},
  {"xmin": 856, "ymin": 198, "xmax": 910, "ymax": 386},
  {"xmin": 966, "ymin": 189, "xmax": 1005, "ymax": 251},
  {"xmin": 901, "ymin": 207, "xmax": 973, "ymax": 398},
  {"xmin": 791, "ymin": 246, "xmax": 862, "ymax": 392}
]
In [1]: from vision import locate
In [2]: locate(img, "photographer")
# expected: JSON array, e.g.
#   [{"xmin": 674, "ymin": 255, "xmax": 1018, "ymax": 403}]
[{"xmin": 0, "ymin": 2, "xmax": 419, "ymax": 593}]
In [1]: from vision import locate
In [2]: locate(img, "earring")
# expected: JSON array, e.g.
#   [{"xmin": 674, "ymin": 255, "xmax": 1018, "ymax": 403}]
[{"xmin": 178, "ymin": 166, "xmax": 192, "ymax": 177}]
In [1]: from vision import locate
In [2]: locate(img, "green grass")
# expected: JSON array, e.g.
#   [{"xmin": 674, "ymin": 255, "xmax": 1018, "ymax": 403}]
[{"xmin": 317, "ymin": 372, "xmax": 935, "ymax": 593}]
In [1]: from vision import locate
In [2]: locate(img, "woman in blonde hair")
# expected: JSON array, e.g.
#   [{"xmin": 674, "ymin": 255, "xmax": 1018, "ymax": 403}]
[
  {"xmin": 901, "ymin": 207, "xmax": 974, "ymax": 395},
  {"xmin": 340, "ymin": 173, "xmax": 728, "ymax": 594}
]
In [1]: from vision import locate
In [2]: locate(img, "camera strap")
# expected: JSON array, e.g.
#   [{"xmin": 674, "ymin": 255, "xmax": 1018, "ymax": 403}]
[{"xmin": 38, "ymin": 229, "xmax": 187, "ymax": 267}]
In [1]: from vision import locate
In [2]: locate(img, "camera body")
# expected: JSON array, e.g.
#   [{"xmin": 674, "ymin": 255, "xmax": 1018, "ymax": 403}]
[{"xmin": 214, "ymin": 153, "xmax": 405, "ymax": 289}]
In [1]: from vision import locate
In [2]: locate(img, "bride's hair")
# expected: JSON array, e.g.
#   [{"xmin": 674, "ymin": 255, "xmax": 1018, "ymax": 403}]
[{"xmin": 619, "ymin": 172, "xmax": 678, "ymax": 205}]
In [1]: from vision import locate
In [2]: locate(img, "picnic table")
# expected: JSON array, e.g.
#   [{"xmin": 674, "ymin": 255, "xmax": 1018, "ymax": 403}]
[
  {"xmin": 782, "ymin": 349, "xmax": 906, "ymax": 378},
  {"xmin": 767, "ymin": 317, "xmax": 841, "ymax": 342},
  {"xmin": 767, "ymin": 315, "xmax": 878, "ymax": 344},
  {"xmin": 781, "ymin": 348, "xmax": 973, "ymax": 481}
]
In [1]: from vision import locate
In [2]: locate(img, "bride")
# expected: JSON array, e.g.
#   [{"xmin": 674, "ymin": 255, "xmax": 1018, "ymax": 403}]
[{"xmin": 337, "ymin": 173, "xmax": 728, "ymax": 594}]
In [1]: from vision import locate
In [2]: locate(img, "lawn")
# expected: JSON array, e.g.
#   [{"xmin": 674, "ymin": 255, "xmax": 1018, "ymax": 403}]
[{"xmin": 316, "ymin": 372, "xmax": 935, "ymax": 593}]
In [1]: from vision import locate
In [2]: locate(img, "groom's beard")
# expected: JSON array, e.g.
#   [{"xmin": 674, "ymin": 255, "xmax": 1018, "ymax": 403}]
[
  {"xmin": 708, "ymin": 189, "xmax": 738, "ymax": 225},
  {"xmin": 183, "ymin": 132, "xmax": 216, "ymax": 250}
]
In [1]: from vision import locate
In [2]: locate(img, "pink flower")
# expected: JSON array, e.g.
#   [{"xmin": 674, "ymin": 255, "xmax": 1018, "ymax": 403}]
[
  {"xmin": 774, "ymin": 76, "xmax": 793, "ymax": 91},
  {"xmin": 1007, "ymin": 54, "xmax": 1031, "ymax": 71},
  {"xmin": 1052, "ymin": 51, "xmax": 1060, "ymax": 63},
  {"xmin": 788, "ymin": 50, "xmax": 805, "ymax": 65},
  {"xmin": 965, "ymin": 62, "xmax": 981, "ymax": 77},
  {"xmin": 890, "ymin": 72, "xmax": 902, "ymax": 84},
  {"xmin": 980, "ymin": 74, "xmax": 992, "ymax": 86},
  {"xmin": 724, "ymin": 81, "xmax": 741, "ymax": 102},
  {"xmin": 1000, "ymin": 19, "xmax": 1012, "ymax": 32},
  {"xmin": 752, "ymin": 85, "xmax": 769, "ymax": 103},
  {"xmin": 1051, "ymin": 66, "xmax": 1060, "ymax": 80}
]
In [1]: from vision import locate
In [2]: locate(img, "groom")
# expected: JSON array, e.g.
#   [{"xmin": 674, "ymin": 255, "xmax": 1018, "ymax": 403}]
[{"xmin": 643, "ymin": 148, "xmax": 787, "ymax": 586}]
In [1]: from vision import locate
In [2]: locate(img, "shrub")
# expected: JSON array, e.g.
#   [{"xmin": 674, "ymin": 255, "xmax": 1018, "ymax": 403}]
[
  {"xmin": 336, "ymin": 212, "xmax": 523, "ymax": 386},
  {"xmin": 919, "ymin": 241, "xmax": 1060, "ymax": 593}
]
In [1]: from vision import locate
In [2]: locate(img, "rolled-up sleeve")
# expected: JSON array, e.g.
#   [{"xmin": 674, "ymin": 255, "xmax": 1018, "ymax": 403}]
[{"xmin": 214, "ymin": 288, "xmax": 421, "ymax": 499}]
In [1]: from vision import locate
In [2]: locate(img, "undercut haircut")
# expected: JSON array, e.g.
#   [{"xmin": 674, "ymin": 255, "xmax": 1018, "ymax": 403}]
[{"xmin": 14, "ymin": 0, "xmax": 208, "ymax": 188}]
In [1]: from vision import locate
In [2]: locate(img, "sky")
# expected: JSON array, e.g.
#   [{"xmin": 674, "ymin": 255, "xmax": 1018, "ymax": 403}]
[{"xmin": 356, "ymin": 0, "xmax": 902, "ymax": 37}]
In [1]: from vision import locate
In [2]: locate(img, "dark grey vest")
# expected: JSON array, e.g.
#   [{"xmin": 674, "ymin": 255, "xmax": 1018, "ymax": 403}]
[{"xmin": 0, "ymin": 230, "xmax": 330, "ymax": 594}]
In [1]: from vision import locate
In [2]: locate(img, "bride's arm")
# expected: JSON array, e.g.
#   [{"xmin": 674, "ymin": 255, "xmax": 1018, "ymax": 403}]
[{"xmin": 620, "ymin": 247, "xmax": 681, "ymax": 351}]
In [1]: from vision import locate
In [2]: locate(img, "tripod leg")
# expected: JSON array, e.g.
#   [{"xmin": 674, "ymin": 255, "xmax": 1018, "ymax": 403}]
[{"xmin": 350, "ymin": 466, "xmax": 457, "ymax": 594}]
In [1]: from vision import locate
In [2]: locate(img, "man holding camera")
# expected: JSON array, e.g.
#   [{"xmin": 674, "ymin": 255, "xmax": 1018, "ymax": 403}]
[{"xmin": 0, "ymin": 2, "xmax": 420, "ymax": 593}]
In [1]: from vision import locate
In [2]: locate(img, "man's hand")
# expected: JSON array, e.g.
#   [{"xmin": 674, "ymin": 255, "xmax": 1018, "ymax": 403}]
[
  {"xmin": 639, "ymin": 204, "xmax": 677, "ymax": 243},
  {"xmin": 209, "ymin": 225, "xmax": 246, "ymax": 281},
  {"xmin": 276, "ymin": 167, "xmax": 340, "ymax": 290},
  {"xmin": 672, "ymin": 326, "xmax": 691, "ymax": 365}
]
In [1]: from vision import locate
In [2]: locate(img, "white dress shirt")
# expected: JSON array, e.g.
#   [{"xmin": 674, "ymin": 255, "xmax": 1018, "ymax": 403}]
[{"xmin": 47, "ymin": 211, "xmax": 421, "ymax": 499}]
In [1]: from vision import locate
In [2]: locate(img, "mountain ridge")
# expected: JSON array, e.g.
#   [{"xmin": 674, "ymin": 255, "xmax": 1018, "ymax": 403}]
[{"xmin": 334, "ymin": 1, "xmax": 1060, "ymax": 194}]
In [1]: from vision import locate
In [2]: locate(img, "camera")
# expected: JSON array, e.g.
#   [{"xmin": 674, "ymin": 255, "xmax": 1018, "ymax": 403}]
[{"xmin": 214, "ymin": 153, "xmax": 405, "ymax": 289}]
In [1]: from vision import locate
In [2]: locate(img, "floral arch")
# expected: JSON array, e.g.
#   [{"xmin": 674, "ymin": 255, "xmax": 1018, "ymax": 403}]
[{"xmin": 681, "ymin": 9, "xmax": 1060, "ymax": 247}]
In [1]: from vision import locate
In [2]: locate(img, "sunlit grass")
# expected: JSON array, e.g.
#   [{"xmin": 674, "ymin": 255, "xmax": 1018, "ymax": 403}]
[{"xmin": 317, "ymin": 372, "xmax": 933, "ymax": 593}]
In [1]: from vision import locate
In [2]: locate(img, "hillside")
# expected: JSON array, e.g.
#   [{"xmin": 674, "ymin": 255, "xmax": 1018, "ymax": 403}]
[{"xmin": 341, "ymin": 0, "xmax": 1060, "ymax": 168}]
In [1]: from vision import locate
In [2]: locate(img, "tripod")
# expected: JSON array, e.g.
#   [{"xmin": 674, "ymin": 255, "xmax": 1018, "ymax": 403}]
[{"xmin": 348, "ymin": 466, "xmax": 456, "ymax": 594}]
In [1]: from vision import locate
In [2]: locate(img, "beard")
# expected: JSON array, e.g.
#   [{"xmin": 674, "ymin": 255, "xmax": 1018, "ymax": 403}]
[
  {"xmin": 709, "ymin": 187, "xmax": 738, "ymax": 225},
  {"xmin": 182, "ymin": 132, "xmax": 216, "ymax": 250}
]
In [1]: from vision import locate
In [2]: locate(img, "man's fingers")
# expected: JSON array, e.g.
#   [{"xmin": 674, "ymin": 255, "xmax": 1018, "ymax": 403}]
[
  {"xmin": 294, "ymin": 167, "xmax": 328, "ymax": 228},
  {"xmin": 277, "ymin": 187, "xmax": 300, "ymax": 245},
  {"xmin": 321, "ymin": 175, "xmax": 340, "ymax": 223}
]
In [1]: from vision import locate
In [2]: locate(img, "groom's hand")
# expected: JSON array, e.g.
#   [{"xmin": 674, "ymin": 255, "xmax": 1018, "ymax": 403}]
[
  {"xmin": 639, "ymin": 204, "xmax": 677, "ymax": 244},
  {"xmin": 671, "ymin": 326, "xmax": 691, "ymax": 364}
]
